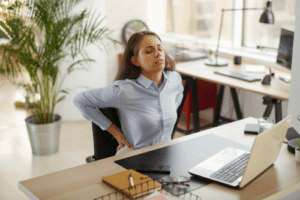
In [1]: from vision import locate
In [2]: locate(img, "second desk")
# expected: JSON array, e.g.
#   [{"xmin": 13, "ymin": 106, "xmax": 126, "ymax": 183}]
[{"xmin": 176, "ymin": 58, "xmax": 290, "ymax": 132}]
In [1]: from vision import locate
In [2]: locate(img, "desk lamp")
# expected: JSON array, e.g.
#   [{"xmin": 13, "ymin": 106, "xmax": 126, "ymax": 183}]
[{"xmin": 205, "ymin": 1, "xmax": 275, "ymax": 66}]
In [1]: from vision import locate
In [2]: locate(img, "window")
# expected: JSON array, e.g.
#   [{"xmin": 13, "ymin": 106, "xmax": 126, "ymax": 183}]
[
  {"xmin": 167, "ymin": 0, "xmax": 296, "ymax": 53},
  {"xmin": 197, "ymin": 19, "xmax": 214, "ymax": 31},
  {"xmin": 243, "ymin": 0, "xmax": 296, "ymax": 52},
  {"xmin": 167, "ymin": 0, "xmax": 234, "ymax": 47}
]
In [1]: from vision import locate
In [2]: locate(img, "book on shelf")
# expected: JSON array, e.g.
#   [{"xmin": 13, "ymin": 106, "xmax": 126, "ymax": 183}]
[{"xmin": 102, "ymin": 169, "xmax": 162, "ymax": 199}]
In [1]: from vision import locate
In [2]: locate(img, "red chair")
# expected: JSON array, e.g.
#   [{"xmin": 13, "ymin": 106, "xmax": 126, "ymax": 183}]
[{"xmin": 181, "ymin": 79, "xmax": 217, "ymax": 131}]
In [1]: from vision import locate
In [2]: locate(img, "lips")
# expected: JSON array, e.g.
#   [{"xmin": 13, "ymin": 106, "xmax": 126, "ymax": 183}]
[{"xmin": 155, "ymin": 60, "xmax": 164, "ymax": 63}]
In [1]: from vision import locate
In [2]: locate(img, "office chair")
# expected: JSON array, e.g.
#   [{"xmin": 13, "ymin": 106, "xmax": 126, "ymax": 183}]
[
  {"xmin": 85, "ymin": 108, "xmax": 119, "ymax": 163},
  {"xmin": 86, "ymin": 103, "xmax": 182, "ymax": 163}
]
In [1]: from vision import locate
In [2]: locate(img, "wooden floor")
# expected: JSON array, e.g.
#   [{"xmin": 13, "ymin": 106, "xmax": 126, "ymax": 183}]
[{"xmin": 0, "ymin": 76, "xmax": 213, "ymax": 200}]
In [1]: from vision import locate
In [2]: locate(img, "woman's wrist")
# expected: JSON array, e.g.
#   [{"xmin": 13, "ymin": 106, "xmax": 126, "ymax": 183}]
[
  {"xmin": 106, "ymin": 123, "xmax": 121, "ymax": 137},
  {"xmin": 106, "ymin": 123, "xmax": 133, "ymax": 149}
]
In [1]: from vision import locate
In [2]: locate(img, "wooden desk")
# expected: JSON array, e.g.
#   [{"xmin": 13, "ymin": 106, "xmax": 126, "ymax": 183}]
[
  {"xmin": 176, "ymin": 58, "xmax": 291, "ymax": 130},
  {"xmin": 19, "ymin": 117, "xmax": 300, "ymax": 200}
]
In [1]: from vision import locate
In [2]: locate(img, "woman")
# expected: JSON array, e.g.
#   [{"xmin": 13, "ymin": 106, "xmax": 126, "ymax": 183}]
[{"xmin": 73, "ymin": 31, "xmax": 183, "ymax": 155}]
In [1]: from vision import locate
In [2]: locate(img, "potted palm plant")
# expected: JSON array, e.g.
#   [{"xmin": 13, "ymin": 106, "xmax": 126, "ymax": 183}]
[{"xmin": 0, "ymin": 0, "xmax": 118, "ymax": 155}]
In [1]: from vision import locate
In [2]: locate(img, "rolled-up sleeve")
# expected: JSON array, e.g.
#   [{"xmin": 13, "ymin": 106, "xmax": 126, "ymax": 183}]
[{"xmin": 73, "ymin": 83, "xmax": 121, "ymax": 130}]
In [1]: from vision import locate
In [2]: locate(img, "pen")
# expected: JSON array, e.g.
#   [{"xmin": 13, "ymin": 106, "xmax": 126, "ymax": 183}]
[{"xmin": 129, "ymin": 173, "xmax": 134, "ymax": 187}]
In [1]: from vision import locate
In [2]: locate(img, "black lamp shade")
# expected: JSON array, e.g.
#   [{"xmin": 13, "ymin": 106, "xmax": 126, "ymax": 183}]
[{"xmin": 259, "ymin": 1, "xmax": 274, "ymax": 24}]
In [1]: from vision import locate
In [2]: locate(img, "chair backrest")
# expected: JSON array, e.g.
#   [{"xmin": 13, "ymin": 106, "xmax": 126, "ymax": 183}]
[
  {"xmin": 91, "ymin": 108, "xmax": 119, "ymax": 161},
  {"xmin": 91, "ymin": 100, "xmax": 184, "ymax": 161}
]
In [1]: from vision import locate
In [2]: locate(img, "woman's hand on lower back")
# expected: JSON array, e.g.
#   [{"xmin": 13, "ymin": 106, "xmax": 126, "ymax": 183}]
[{"xmin": 106, "ymin": 123, "xmax": 133, "ymax": 150}]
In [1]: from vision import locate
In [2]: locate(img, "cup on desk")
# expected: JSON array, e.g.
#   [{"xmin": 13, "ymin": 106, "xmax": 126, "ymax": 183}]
[
  {"xmin": 258, "ymin": 117, "xmax": 274, "ymax": 134},
  {"xmin": 234, "ymin": 56, "xmax": 242, "ymax": 65}
]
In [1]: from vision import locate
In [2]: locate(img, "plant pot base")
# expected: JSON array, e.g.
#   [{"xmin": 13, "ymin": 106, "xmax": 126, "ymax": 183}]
[
  {"xmin": 31, "ymin": 146, "xmax": 59, "ymax": 156},
  {"xmin": 25, "ymin": 114, "xmax": 61, "ymax": 156}
]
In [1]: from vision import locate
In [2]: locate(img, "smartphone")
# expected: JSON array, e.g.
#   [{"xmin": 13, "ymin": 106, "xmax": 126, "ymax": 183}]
[{"xmin": 135, "ymin": 164, "xmax": 171, "ymax": 173}]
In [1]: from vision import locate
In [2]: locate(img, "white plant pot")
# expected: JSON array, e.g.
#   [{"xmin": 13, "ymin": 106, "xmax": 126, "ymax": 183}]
[{"xmin": 295, "ymin": 148, "xmax": 300, "ymax": 162}]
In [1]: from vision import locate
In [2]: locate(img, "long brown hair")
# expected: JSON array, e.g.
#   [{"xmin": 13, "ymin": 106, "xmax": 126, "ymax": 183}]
[{"xmin": 115, "ymin": 31, "xmax": 175, "ymax": 81}]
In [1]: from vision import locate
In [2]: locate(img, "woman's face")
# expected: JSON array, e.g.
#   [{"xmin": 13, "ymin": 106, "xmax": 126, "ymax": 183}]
[{"xmin": 131, "ymin": 35, "xmax": 165, "ymax": 76}]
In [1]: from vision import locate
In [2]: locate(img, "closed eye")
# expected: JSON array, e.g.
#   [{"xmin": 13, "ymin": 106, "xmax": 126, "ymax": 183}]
[{"xmin": 145, "ymin": 45, "xmax": 163, "ymax": 53}]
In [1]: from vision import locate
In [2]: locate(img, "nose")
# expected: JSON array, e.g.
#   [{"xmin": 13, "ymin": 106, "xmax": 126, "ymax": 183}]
[{"xmin": 155, "ymin": 48, "xmax": 162, "ymax": 57}]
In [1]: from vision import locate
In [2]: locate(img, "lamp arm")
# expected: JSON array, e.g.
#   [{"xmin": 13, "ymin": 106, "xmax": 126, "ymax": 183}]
[
  {"xmin": 222, "ymin": 8, "xmax": 264, "ymax": 12},
  {"xmin": 215, "ymin": 10, "xmax": 225, "ymax": 60},
  {"xmin": 215, "ymin": 7, "xmax": 264, "ymax": 59}
]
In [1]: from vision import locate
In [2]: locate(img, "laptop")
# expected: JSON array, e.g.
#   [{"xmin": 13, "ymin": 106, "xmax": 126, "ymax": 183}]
[{"xmin": 189, "ymin": 115, "xmax": 292, "ymax": 188}]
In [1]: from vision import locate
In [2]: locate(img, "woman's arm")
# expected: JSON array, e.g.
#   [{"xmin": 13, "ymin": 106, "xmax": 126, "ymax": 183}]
[
  {"xmin": 73, "ymin": 83, "xmax": 133, "ymax": 148},
  {"xmin": 73, "ymin": 88, "xmax": 115, "ymax": 130}
]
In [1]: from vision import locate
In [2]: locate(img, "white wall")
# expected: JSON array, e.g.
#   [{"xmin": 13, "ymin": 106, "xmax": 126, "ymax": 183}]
[
  {"xmin": 147, "ymin": 0, "xmax": 167, "ymax": 34},
  {"xmin": 105, "ymin": 0, "xmax": 148, "ymax": 85},
  {"xmin": 287, "ymin": 0, "xmax": 300, "ymax": 131},
  {"xmin": 56, "ymin": 0, "xmax": 107, "ymax": 121},
  {"xmin": 105, "ymin": 0, "xmax": 167, "ymax": 85}
]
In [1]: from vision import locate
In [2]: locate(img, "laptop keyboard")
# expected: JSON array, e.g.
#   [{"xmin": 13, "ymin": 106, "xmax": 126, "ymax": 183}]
[
  {"xmin": 210, "ymin": 153, "xmax": 250, "ymax": 183},
  {"xmin": 214, "ymin": 69, "xmax": 261, "ymax": 82}
]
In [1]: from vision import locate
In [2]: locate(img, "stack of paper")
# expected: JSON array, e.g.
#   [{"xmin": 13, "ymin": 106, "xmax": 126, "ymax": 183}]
[{"xmin": 244, "ymin": 65, "xmax": 266, "ymax": 73}]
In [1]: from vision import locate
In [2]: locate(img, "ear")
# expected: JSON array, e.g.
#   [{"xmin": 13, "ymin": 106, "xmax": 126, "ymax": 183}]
[{"xmin": 131, "ymin": 56, "xmax": 140, "ymax": 67}]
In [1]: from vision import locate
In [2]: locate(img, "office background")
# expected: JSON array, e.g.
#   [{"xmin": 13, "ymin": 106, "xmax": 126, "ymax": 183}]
[
  {"xmin": 1, "ymin": 0, "xmax": 300, "ymax": 199},
  {"xmin": 55, "ymin": 0, "xmax": 295, "ymax": 127}
]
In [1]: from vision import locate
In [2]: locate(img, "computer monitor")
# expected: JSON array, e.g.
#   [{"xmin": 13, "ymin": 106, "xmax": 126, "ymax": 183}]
[
  {"xmin": 276, "ymin": 28, "xmax": 294, "ymax": 70},
  {"xmin": 276, "ymin": 28, "xmax": 293, "ymax": 83}
]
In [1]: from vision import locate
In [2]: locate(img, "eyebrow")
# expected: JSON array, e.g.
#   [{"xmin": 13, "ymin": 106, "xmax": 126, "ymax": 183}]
[{"xmin": 145, "ymin": 44, "xmax": 162, "ymax": 49}]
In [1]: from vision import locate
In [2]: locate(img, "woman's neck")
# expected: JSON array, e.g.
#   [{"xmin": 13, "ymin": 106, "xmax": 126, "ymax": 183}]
[{"xmin": 142, "ymin": 71, "xmax": 163, "ymax": 87}]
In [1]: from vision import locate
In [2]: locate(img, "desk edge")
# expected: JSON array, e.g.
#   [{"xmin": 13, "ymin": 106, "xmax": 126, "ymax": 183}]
[{"xmin": 18, "ymin": 182, "xmax": 39, "ymax": 200}]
